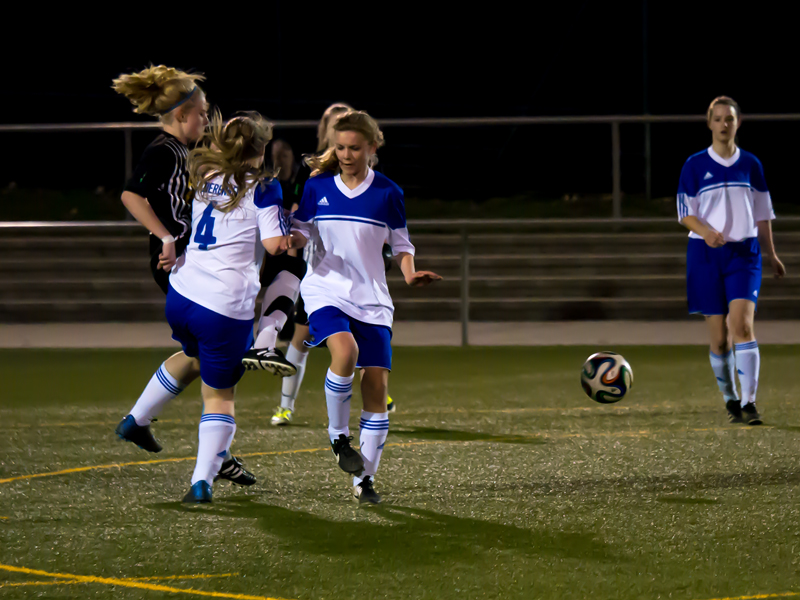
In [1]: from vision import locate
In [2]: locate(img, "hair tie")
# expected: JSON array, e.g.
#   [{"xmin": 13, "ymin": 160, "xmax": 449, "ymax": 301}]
[{"xmin": 161, "ymin": 86, "xmax": 197, "ymax": 115}]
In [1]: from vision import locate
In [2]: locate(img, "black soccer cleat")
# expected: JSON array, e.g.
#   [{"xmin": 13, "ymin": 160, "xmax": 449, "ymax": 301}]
[
  {"xmin": 726, "ymin": 400, "xmax": 744, "ymax": 424},
  {"xmin": 353, "ymin": 476, "xmax": 382, "ymax": 505},
  {"xmin": 742, "ymin": 402, "xmax": 763, "ymax": 425},
  {"xmin": 331, "ymin": 434, "xmax": 365, "ymax": 475},
  {"xmin": 215, "ymin": 456, "xmax": 256, "ymax": 486},
  {"xmin": 242, "ymin": 347, "xmax": 297, "ymax": 377},
  {"xmin": 182, "ymin": 481, "xmax": 213, "ymax": 504},
  {"xmin": 115, "ymin": 414, "xmax": 163, "ymax": 453}
]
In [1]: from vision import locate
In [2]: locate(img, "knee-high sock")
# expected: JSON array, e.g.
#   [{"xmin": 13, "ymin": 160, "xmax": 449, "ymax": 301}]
[
  {"xmin": 709, "ymin": 349, "xmax": 738, "ymax": 403},
  {"xmin": 325, "ymin": 369, "xmax": 353, "ymax": 443},
  {"xmin": 354, "ymin": 411, "xmax": 389, "ymax": 486},
  {"xmin": 255, "ymin": 270, "xmax": 301, "ymax": 350},
  {"xmin": 191, "ymin": 414, "xmax": 236, "ymax": 486},
  {"xmin": 281, "ymin": 345, "xmax": 309, "ymax": 411},
  {"xmin": 129, "ymin": 362, "xmax": 185, "ymax": 426},
  {"xmin": 735, "ymin": 341, "xmax": 760, "ymax": 407}
]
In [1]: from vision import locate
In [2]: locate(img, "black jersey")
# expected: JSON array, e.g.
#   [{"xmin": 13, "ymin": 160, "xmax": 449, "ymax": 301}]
[{"xmin": 125, "ymin": 132, "xmax": 193, "ymax": 252}]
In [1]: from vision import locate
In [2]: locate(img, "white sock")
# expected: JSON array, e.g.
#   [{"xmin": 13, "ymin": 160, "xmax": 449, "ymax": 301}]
[
  {"xmin": 129, "ymin": 363, "xmax": 185, "ymax": 426},
  {"xmin": 325, "ymin": 369, "xmax": 353, "ymax": 443},
  {"xmin": 735, "ymin": 341, "xmax": 760, "ymax": 407},
  {"xmin": 254, "ymin": 270, "xmax": 301, "ymax": 350},
  {"xmin": 191, "ymin": 414, "xmax": 236, "ymax": 486},
  {"xmin": 354, "ymin": 411, "xmax": 389, "ymax": 486},
  {"xmin": 709, "ymin": 349, "xmax": 739, "ymax": 403},
  {"xmin": 280, "ymin": 345, "xmax": 309, "ymax": 412}
]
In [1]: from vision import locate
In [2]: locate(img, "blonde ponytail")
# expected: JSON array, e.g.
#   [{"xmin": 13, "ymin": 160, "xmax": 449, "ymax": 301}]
[
  {"xmin": 112, "ymin": 65, "xmax": 205, "ymax": 118},
  {"xmin": 189, "ymin": 110, "xmax": 275, "ymax": 213}
]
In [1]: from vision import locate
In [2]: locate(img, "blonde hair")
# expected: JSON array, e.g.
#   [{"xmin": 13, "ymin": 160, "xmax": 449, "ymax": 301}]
[
  {"xmin": 189, "ymin": 110, "xmax": 275, "ymax": 213},
  {"xmin": 306, "ymin": 110, "xmax": 385, "ymax": 177},
  {"xmin": 112, "ymin": 65, "xmax": 205, "ymax": 119},
  {"xmin": 707, "ymin": 96, "xmax": 741, "ymax": 122},
  {"xmin": 316, "ymin": 103, "xmax": 353, "ymax": 151}
]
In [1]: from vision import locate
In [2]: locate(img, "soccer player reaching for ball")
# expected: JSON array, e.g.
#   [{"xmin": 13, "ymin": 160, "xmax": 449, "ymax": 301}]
[
  {"xmin": 112, "ymin": 66, "xmax": 209, "ymax": 293},
  {"xmin": 677, "ymin": 96, "xmax": 785, "ymax": 425},
  {"xmin": 117, "ymin": 111, "xmax": 294, "ymax": 503},
  {"xmin": 290, "ymin": 110, "xmax": 441, "ymax": 504}
]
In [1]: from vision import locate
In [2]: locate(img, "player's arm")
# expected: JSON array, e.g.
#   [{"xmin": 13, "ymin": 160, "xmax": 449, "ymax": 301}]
[
  {"xmin": 397, "ymin": 252, "xmax": 441, "ymax": 287},
  {"xmin": 676, "ymin": 162, "xmax": 724, "ymax": 248},
  {"xmin": 680, "ymin": 215, "xmax": 725, "ymax": 248},
  {"xmin": 757, "ymin": 220, "xmax": 785, "ymax": 278}
]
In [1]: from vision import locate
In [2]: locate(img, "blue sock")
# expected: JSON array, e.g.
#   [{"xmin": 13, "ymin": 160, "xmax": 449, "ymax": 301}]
[
  {"xmin": 709, "ymin": 349, "xmax": 738, "ymax": 403},
  {"xmin": 735, "ymin": 341, "xmax": 760, "ymax": 407}
]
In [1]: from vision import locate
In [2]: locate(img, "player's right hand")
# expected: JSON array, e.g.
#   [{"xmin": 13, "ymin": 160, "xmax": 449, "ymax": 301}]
[
  {"xmin": 158, "ymin": 241, "xmax": 177, "ymax": 272},
  {"xmin": 703, "ymin": 230, "xmax": 726, "ymax": 248}
]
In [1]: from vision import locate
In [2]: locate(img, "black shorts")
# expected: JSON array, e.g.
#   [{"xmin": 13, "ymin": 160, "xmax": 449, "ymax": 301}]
[
  {"xmin": 150, "ymin": 235, "xmax": 189, "ymax": 295},
  {"xmin": 294, "ymin": 295, "xmax": 309, "ymax": 326}
]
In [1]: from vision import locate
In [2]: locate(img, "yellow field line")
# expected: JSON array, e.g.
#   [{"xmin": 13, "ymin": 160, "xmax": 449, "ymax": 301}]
[
  {"xmin": 0, "ymin": 563, "xmax": 290, "ymax": 600},
  {"xmin": 0, "ymin": 573, "xmax": 236, "ymax": 588},
  {"xmin": 697, "ymin": 592, "xmax": 799, "ymax": 600}
]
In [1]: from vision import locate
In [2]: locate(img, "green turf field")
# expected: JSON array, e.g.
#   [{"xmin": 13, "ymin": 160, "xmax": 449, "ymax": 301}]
[{"xmin": 2, "ymin": 346, "xmax": 800, "ymax": 600}]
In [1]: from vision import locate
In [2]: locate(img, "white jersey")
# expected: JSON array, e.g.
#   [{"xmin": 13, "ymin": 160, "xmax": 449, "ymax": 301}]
[
  {"xmin": 291, "ymin": 169, "xmax": 415, "ymax": 328},
  {"xmin": 677, "ymin": 146, "xmax": 775, "ymax": 242},
  {"xmin": 170, "ymin": 177, "xmax": 286, "ymax": 320}
]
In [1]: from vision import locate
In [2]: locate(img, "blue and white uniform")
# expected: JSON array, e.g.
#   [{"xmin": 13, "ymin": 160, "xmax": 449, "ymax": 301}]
[
  {"xmin": 677, "ymin": 146, "xmax": 775, "ymax": 315},
  {"xmin": 291, "ymin": 168, "xmax": 414, "ymax": 369},
  {"xmin": 167, "ymin": 177, "xmax": 285, "ymax": 388}
]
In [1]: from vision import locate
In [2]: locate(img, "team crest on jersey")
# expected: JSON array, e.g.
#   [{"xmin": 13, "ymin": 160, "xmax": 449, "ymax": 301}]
[
  {"xmin": 318, "ymin": 197, "xmax": 329, "ymax": 206},
  {"xmin": 704, "ymin": 171, "xmax": 714, "ymax": 180}
]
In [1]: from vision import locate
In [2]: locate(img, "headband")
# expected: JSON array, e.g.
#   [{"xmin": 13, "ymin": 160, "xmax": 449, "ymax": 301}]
[{"xmin": 161, "ymin": 86, "xmax": 197, "ymax": 115}]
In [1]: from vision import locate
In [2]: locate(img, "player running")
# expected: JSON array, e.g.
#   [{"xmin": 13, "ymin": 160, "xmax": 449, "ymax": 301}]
[
  {"xmin": 117, "ymin": 111, "xmax": 293, "ymax": 502},
  {"xmin": 112, "ymin": 65, "xmax": 209, "ymax": 293},
  {"xmin": 290, "ymin": 110, "xmax": 441, "ymax": 504},
  {"xmin": 677, "ymin": 96, "xmax": 785, "ymax": 425}
]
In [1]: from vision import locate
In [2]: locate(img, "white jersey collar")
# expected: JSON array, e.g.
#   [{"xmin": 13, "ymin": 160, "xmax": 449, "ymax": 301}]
[
  {"xmin": 335, "ymin": 168, "xmax": 375, "ymax": 199},
  {"xmin": 707, "ymin": 145, "xmax": 740, "ymax": 167}
]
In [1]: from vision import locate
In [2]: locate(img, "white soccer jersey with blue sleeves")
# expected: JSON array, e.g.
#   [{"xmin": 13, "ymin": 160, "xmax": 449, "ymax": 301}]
[
  {"xmin": 170, "ymin": 177, "xmax": 286, "ymax": 320},
  {"xmin": 677, "ymin": 146, "xmax": 775, "ymax": 242},
  {"xmin": 291, "ymin": 168, "xmax": 415, "ymax": 328}
]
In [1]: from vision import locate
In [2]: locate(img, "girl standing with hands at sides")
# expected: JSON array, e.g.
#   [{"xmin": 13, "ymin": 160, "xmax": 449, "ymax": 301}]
[
  {"xmin": 112, "ymin": 65, "xmax": 209, "ymax": 293},
  {"xmin": 677, "ymin": 96, "xmax": 785, "ymax": 425},
  {"xmin": 291, "ymin": 110, "xmax": 441, "ymax": 505}
]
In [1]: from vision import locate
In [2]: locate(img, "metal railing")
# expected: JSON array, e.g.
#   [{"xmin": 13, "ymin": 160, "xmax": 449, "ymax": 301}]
[{"xmin": 3, "ymin": 114, "xmax": 800, "ymax": 220}]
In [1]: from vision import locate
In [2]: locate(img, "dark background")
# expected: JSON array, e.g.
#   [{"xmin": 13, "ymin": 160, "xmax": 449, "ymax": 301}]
[{"xmin": 1, "ymin": 3, "xmax": 794, "ymax": 218}]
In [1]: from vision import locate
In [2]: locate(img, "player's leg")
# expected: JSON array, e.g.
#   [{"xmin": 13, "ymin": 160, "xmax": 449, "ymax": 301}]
[
  {"xmin": 351, "ymin": 321, "xmax": 392, "ymax": 506},
  {"xmin": 244, "ymin": 254, "xmax": 306, "ymax": 376},
  {"xmin": 116, "ymin": 289, "xmax": 202, "ymax": 452},
  {"xmin": 307, "ymin": 307, "xmax": 363, "ymax": 474},
  {"xmin": 272, "ymin": 298, "xmax": 312, "ymax": 426},
  {"xmin": 704, "ymin": 315, "xmax": 740, "ymax": 422},
  {"xmin": 356, "ymin": 368, "xmax": 396, "ymax": 413}
]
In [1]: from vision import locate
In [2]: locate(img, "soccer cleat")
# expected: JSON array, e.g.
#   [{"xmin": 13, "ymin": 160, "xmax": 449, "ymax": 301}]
[
  {"xmin": 331, "ymin": 434, "xmax": 365, "ymax": 475},
  {"xmin": 115, "ymin": 414, "xmax": 162, "ymax": 453},
  {"xmin": 215, "ymin": 456, "xmax": 256, "ymax": 486},
  {"xmin": 270, "ymin": 407, "xmax": 294, "ymax": 426},
  {"xmin": 182, "ymin": 481, "xmax": 213, "ymax": 504},
  {"xmin": 353, "ymin": 476, "xmax": 382, "ymax": 505},
  {"xmin": 387, "ymin": 395, "xmax": 396, "ymax": 413},
  {"xmin": 726, "ymin": 400, "xmax": 744, "ymax": 424},
  {"xmin": 242, "ymin": 347, "xmax": 297, "ymax": 377},
  {"xmin": 742, "ymin": 402, "xmax": 762, "ymax": 425}
]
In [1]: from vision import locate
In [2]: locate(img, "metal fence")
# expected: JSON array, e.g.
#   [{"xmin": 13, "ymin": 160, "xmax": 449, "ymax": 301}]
[{"xmin": 3, "ymin": 114, "xmax": 800, "ymax": 219}]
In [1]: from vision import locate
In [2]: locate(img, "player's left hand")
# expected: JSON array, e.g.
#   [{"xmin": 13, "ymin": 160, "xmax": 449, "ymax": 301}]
[
  {"xmin": 158, "ymin": 241, "xmax": 177, "ymax": 272},
  {"xmin": 278, "ymin": 235, "xmax": 292, "ymax": 253},
  {"xmin": 771, "ymin": 254, "xmax": 786, "ymax": 279},
  {"xmin": 406, "ymin": 271, "xmax": 442, "ymax": 287}
]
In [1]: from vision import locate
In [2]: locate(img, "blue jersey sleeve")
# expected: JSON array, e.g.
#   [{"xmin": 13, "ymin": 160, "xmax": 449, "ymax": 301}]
[
  {"xmin": 254, "ymin": 179, "xmax": 283, "ymax": 208},
  {"xmin": 385, "ymin": 186, "xmax": 415, "ymax": 255},
  {"xmin": 750, "ymin": 156, "xmax": 769, "ymax": 193},
  {"xmin": 677, "ymin": 158, "xmax": 700, "ymax": 221},
  {"xmin": 290, "ymin": 177, "xmax": 318, "ymax": 240}
]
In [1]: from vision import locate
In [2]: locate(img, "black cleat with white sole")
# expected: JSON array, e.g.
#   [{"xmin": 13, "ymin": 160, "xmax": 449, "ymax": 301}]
[
  {"xmin": 242, "ymin": 347, "xmax": 297, "ymax": 376},
  {"xmin": 215, "ymin": 456, "xmax": 256, "ymax": 486},
  {"xmin": 331, "ymin": 434, "xmax": 364, "ymax": 475},
  {"xmin": 726, "ymin": 400, "xmax": 744, "ymax": 424},
  {"xmin": 742, "ymin": 402, "xmax": 762, "ymax": 425},
  {"xmin": 353, "ymin": 476, "xmax": 382, "ymax": 505}
]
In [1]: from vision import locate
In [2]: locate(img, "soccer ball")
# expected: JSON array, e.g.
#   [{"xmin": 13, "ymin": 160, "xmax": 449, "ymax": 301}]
[{"xmin": 580, "ymin": 351, "xmax": 633, "ymax": 403}]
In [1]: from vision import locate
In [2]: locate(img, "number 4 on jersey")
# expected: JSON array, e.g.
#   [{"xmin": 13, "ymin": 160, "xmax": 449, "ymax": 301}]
[{"xmin": 194, "ymin": 203, "xmax": 217, "ymax": 250}]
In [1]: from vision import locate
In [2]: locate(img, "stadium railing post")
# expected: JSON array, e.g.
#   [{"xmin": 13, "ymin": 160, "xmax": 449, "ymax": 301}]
[{"xmin": 460, "ymin": 227, "xmax": 470, "ymax": 347}]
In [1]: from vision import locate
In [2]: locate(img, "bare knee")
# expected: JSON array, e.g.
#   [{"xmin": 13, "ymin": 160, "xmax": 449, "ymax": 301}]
[{"xmin": 732, "ymin": 319, "xmax": 754, "ymax": 342}]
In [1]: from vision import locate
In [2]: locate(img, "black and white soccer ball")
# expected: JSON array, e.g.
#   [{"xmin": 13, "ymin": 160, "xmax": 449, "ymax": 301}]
[{"xmin": 580, "ymin": 351, "xmax": 633, "ymax": 404}]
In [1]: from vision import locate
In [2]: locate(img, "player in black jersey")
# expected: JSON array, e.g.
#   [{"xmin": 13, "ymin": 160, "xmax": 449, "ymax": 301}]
[{"xmin": 113, "ymin": 65, "xmax": 209, "ymax": 294}]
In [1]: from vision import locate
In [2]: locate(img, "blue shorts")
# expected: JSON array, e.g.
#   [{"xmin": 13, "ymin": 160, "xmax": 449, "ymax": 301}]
[
  {"xmin": 165, "ymin": 286, "xmax": 254, "ymax": 389},
  {"xmin": 686, "ymin": 237, "xmax": 762, "ymax": 316},
  {"xmin": 306, "ymin": 306, "xmax": 392, "ymax": 370}
]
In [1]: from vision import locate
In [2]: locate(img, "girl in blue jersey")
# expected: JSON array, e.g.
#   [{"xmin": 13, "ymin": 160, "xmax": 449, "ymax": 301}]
[
  {"xmin": 290, "ymin": 110, "xmax": 441, "ymax": 504},
  {"xmin": 119, "ymin": 111, "xmax": 294, "ymax": 503},
  {"xmin": 677, "ymin": 96, "xmax": 785, "ymax": 425}
]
